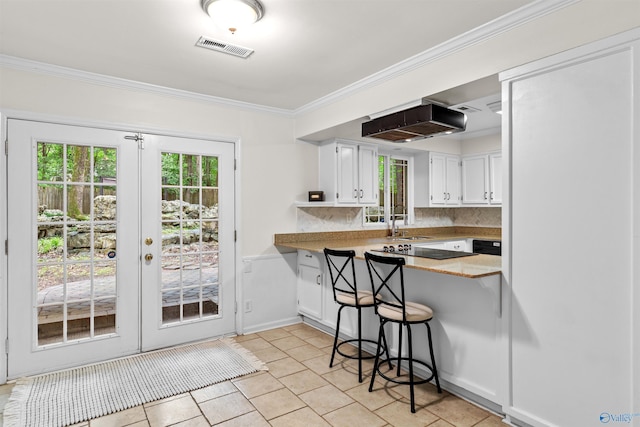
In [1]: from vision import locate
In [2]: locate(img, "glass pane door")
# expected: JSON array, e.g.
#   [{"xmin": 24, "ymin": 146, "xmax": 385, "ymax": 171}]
[
  {"xmin": 7, "ymin": 120, "xmax": 140, "ymax": 379},
  {"xmin": 140, "ymin": 134, "xmax": 235, "ymax": 351},
  {"xmin": 159, "ymin": 153, "xmax": 220, "ymax": 324},
  {"xmin": 36, "ymin": 143, "xmax": 118, "ymax": 344}
]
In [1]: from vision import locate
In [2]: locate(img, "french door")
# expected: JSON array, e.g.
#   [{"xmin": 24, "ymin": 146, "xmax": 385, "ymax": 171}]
[{"xmin": 6, "ymin": 120, "xmax": 236, "ymax": 378}]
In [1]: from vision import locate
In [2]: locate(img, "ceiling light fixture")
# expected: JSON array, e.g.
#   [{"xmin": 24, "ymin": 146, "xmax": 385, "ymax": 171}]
[{"xmin": 202, "ymin": 0, "xmax": 264, "ymax": 34}]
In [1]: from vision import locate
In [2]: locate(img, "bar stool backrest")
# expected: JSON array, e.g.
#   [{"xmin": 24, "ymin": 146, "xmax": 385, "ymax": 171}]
[
  {"xmin": 324, "ymin": 248, "xmax": 359, "ymax": 304},
  {"xmin": 364, "ymin": 252, "xmax": 408, "ymax": 322}
]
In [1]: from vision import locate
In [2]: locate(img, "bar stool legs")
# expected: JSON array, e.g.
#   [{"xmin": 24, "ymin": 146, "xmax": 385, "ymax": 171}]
[
  {"xmin": 369, "ymin": 319, "xmax": 442, "ymax": 413},
  {"xmin": 330, "ymin": 305, "xmax": 382, "ymax": 383}
]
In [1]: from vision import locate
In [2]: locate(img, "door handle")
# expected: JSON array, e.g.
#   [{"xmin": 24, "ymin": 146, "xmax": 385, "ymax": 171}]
[{"xmin": 144, "ymin": 253, "xmax": 153, "ymax": 262}]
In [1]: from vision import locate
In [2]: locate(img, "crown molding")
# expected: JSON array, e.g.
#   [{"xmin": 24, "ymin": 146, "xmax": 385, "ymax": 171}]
[
  {"xmin": 0, "ymin": 54, "xmax": 294, "ymax": 118},
  {"xmin": 0, "ymin": 0, "xmax": 578, "ymax": 118},
  {"xmin": 293, "ymin": 0, "xmax": 580, "ymax": 115}
]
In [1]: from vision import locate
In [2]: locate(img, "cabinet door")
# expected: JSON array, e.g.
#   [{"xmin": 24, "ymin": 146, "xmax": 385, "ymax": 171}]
[
  {"xmin": 462, "ymin": 155, "xmax": 489, "ymax": 204},
  {"xmin": 336, "ymin": 144, "xmax": 358, "ymax": 204},
  {"xmin": 489, "ymin": 153, "xmax": 502, "ymax": 204},
  {"xmin": 358, "ymin": 144, "xmax": 378, "ymax": 204},
  {"xmin": 298, "ymin": 264, "xmax": 322, "ymax": 319},
  {"xmin": 446, "ymin": 156, "xmax": 461, "ymax": 205},
  {"xmin": 429, "ymin": 154, "xmax": 447, "ymax": 205}
]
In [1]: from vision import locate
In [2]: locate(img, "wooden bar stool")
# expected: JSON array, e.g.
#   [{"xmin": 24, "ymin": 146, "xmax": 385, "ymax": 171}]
[
  {"xmin": 364, "ymin": 251, "xmax": 442, "ymax": 413},
  {"xmin": 324, "ymin": 248, "xmax": 387, "ymax": 383}
]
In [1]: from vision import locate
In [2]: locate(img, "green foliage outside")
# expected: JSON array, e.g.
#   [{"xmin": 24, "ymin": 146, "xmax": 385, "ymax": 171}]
[{"xmin": 38, "ymin": 236, "xmax": 63, "ymax": 254}]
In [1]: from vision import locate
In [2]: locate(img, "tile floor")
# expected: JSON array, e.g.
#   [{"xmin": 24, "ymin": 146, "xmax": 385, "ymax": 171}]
[{"xmin": 0, "ymin": 323, "xmax": 504, "ymax": 427}]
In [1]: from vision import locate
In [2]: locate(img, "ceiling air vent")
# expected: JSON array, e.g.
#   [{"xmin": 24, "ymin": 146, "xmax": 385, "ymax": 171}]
[{"xmin": 195, "ymin": 36, "xmax": 254, "ymax": 58}]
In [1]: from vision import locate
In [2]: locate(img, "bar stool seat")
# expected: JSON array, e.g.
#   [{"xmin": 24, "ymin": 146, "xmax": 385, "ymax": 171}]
[
  {"xmin": 378, "ymin": 300, "xmax": 433, "ymax": 322},
  {"xmin": 324, "ymin": 248, "xmax": 387, "ymax": 383},
  {"xmin": 336, "ymin": 290, "xmax": 375, "ymax": 306},
  {"xmin": 365, "ymin": 251, "xmax": 442, "ymax": 413}
]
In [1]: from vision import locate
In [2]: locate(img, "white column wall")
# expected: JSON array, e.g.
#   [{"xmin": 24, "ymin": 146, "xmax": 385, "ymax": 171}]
[{"xmin": 501, "ymin": 29, "xmax": 640, "ymax": 427}]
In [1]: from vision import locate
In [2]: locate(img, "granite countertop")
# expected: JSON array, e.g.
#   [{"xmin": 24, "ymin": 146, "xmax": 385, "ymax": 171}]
[{"xmin": 274, "ymin": 227, "xmax": 502, "ymax": 279}]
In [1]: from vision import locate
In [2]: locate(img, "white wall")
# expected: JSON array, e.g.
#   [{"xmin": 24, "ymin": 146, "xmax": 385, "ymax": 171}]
[
  {"xmin": 502, "ymin": 29, "xmax": 640, "ymax": 427},
  {"xmin": 0, "ymin": 66, "xmax": 316, "ymax": 257}
]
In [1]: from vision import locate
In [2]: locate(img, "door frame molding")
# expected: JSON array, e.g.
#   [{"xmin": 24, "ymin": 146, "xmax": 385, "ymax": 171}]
[{"xmin": 0, "ymin": 109, "xmax": 243, "ymax": 383}]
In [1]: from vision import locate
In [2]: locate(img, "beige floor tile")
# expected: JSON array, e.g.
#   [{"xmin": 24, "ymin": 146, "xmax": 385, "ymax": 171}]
[
  {"xmin": 303, "ymin": 354, "xmax": 344, "ymax": 376},
  {"xmin": 381, "ymin": 380, "xmax": 445, "ymax": 410},
  {"xmin": 270, "ymin": 335, "xmax": 308, "ymax": 351},
  {"xmin": 425, "ymin": 396, "xmax": 490, "ymax": 427},
  {"xmin": 270, "ymin": 407, "xmax": 331, "ymax": 427},
  {"xmin": 145, "ymin": 395, "xmax": 201, "ymax": 427},
  {"xmin": 375, "ymin": 400, "xmax": 439, "ymax": 427},
  {"xmin": 257, "ymin": 328, "xmax": 292, "ymax": 341},
  {"xmin": 169, "ymin": 416, "xmax": 210, "ymax": 427},
  {"xmin": 89, "ymin": 405, "xmax": 147, "ymax": 427},
  {"xmin": 322, "ymin": 367, "xmax": 361, "ymax": 391},
  {"xmin": 345, "ymin": 383, "xmax": 398, "ymax": 411},
  {"xmin": 144, "ymin": 392, "xmax": 189, "ymax": 408},
  {"xmin": 473, "ymin": 414, "xmax": 505, "ymax": 426},
  {"xmin": 251, "ymin": 345, "xmax": 289, "ymax": 363},
  {"xmin": 233, "ymin": 333, "xmax": 259, "ymax": 342},
  {"xmin": 286, "ymin": 324, "xmax": 322, "ymax": 338},
  {"xmin": 267, "ymin": 357, "xmax": 307, "ymax": 378},
  {"xmin": 124, "ymin": 421, "xmax": 150, "ymax": 427},
  {"xmin": 216, "ymin": 410, "xmax": 270, "ymax": 427},
  {"xmin": 236, "ymin": 337, "xmax": 272, "ymax": 351},
  {"xmin": 198, "ymin": 391, "xmax": 255, "ymax": 425},
  {"xmin": 425, "ymin": 420, "xmax": 455, "ymax": 427},
  {"xmin": 233, "ymin": 372, "xmax": 283, "ymax": 398},
  {"xmin": 285, "ymin": 343, "xmax": 327, "ymax": 361},
  {"xmin": 69, "ymin": 422, "xmax": 89, "ymax": 427},
  {"xmin": 0, "ymin": 383, "xmax": 15, "ymax": 396},
  {"xmin": 305, "ymin": 333, "xmax": 336, "ymax": 349},
  {"xmin": 323, "ymin": 402, "xmax": 387, "ymax": 427},
  {"xmin": 250, "ymin": 387, "xmax": 306, "ymax": 420},
  {"xmin": 190, "ymin": 380, "xmax": 238, "ymax": 403},
  {"xmin": 279, "ymin": 369, "xmax": 329, "ymax": 395},
  {"xmin": 298, "ymin": 384, "xmax": 355, "ymax": 415},
  {"xmin": 282, "ymin": 322, "xmax": 306, "ymax": 331}
]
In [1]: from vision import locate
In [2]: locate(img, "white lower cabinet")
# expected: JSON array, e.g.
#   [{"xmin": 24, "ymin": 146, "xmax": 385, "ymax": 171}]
[{"xmin": 297, "ymin": 251, "xmax": 323, "ymax": 320}]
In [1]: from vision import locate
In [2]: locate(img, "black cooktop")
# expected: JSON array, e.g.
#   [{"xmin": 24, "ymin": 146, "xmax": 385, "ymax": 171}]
[{"xmin": 372, "ymin": 247, "xmax": 479, "ymax": 260}]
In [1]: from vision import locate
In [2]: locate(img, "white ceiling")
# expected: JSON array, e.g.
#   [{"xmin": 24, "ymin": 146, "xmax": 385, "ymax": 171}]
[{"xmin": 0, "ymin": 0, "xmax": 534, "ymax": 112}]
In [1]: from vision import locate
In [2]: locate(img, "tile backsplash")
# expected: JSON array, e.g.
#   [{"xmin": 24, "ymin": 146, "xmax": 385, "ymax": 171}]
[{"xmin": 297, "ymin": 207, "xmax": 501, "ymax": 232}]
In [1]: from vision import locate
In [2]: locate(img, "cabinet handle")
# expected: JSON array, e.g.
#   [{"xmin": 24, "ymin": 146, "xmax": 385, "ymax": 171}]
[
  {"xmin": 484, "ymin": 192, "xmax": 488, "ymax": 200},
  {"xmin": 360, "ymin": 189, "xmax": 363, "ymax": 198},
  {"xmin": 316, "ymin": 275, "xmax": 321, "ymax": 285},
  {"xmin": 354, "ymin": 189, "xmax": 358, "ymax": 199},
  {"xmin": 490, "ymin": 191, "xmax": 494, "ymax": 200}
]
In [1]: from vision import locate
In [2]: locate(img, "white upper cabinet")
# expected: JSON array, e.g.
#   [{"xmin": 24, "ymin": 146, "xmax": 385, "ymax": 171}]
[
  {"xmin": 414, "ymin": 152, "xmax": 461, "ymax": 207},
  {"xmin": 461, "ymin": 151, "xmax": 501, "ymax": 206},
  {"xmin": 319, "ymin": 139, "xmax": 378, "ymax": 206}
]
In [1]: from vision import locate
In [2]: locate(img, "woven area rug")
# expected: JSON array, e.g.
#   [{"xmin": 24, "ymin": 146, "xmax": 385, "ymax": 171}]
[{"xmin": 3, "ymin": 338, "xmax": 266, "ymax": 427}]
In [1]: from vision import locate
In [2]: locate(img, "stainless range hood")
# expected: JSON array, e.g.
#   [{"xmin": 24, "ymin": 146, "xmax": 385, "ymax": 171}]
[{"xmin": 361, "ymin": 103, "xmax": 467, "ymax": 142}]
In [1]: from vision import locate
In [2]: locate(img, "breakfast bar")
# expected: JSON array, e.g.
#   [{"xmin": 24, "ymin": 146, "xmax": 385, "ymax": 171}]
[{"xmin": 274, "ymin": 227, "xmax": 505, "ymax": 409}]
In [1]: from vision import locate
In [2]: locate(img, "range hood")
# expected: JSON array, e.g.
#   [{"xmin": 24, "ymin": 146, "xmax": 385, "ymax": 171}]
[{"xmin": 361, "ymin": 103, "xmax": 467, "ymax": 142}]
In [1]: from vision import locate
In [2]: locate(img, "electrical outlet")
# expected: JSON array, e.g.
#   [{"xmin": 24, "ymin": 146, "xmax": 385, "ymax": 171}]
[{"xmin": 245, "ymin": 300, "xmax": 253, "ymax": 313}]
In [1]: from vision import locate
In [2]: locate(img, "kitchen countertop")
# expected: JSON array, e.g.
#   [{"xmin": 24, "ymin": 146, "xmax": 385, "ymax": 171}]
[{"xmin": 274, "ymin": 227, "xmax": 502, "ymax": 279}]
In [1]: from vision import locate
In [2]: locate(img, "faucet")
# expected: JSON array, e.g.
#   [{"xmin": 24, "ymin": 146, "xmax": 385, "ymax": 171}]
[{"xmin": 391, "ymin": 215, "xmax": 397, "ymax": 237}]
